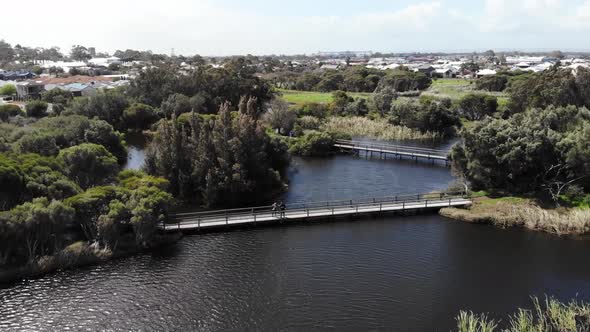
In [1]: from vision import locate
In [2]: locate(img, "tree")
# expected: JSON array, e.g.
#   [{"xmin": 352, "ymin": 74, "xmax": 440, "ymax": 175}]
[
  {"xmin": 160, "ymin": 93, "xmax": 191, "ymax": 118},
  {"xmin": 58, "ymin": 143, "xmax": 119, "ymax": 189},
  {"xmin": 123, "ymin": 103, "xmax": 159, "ymax": 130},
  {"xmin": 25, "ymin": 100, "xmax": 49, "ymax": 118},
  {"xmin": 550, "ymin": 50, "xmax": 565, "ymax": 60},
  {"xmin": 475, "ymin": 75, "xmax": 508, "ymax": 92},
  {"xmin": 8, "ymin": 198, "xmax": 74, "ymax": 262},
  {"xmin": 0, "ymin": 84, "xmax": 16, "ymax": 96},
  {"xmin": 375, "ymin": 68, "xmax": 431, "ymax": 92},
  {"xmin": 456, "ymin": 93, "xmax": 498, "ymax": 120},
  {"xmin": 66, "ymin": 91, "xmax": 130, "ymax": 129},
  {"xmin": 0, "ymin": 40, "xmax": 15, "ymax": 64},
  {"xmin": 451, "ymin": 105, "xmax": 590, "ymax": 195},
  {"xmin": 507, "ymin": 66, "xmax": 588, "ymax": 114},
  {"xmin": 330, "ymin": 91, "xmax": 354, "ymax": 116},
  {"xmin": 0, "ymin": 104, "xmax": 22, "ymax": 121},
  {"xmin": 373, "ymin": 87, "xmax": 397, "ymax": 116},
  {"xmin": 70, "ymin": 45, "xmax": 91, "ymax": 62},
  {"xmin": 263, "ymin": 98, "xmax": 297, "ymax": 135},
  {"xmin": 41, "ymin": 88, "xmax": 73, "ymax": 105},
  {"xmin": 390, "ymin": 97, "xmax": 460, "ymax": 137}
]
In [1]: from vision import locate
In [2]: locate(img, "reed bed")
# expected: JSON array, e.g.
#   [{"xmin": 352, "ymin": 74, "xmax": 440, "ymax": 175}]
[
  {"xmin": 456, "ymin": 297, "xmax": 590, "ymax": 332},
  {"xmin": 321, "ymin": 116, "xmax": 440, "ymax": 141},
  {"xmin": 441, "ymin": 202, "xmax": 590, "ymax": 236}
]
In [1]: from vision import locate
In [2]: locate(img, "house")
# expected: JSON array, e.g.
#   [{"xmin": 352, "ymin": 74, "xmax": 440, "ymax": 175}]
[
  {"xmin": 0, "ymin": 70, "xmax": 36, "ymax": 81},
  {"xmin": 62, "ymin": 83, "xmax": 97, "ymax": 97},
  {"xmin": 434, "ymin": 68, "xmax": 456, "ymax": 78},
  {"xmin": 416, "ymin": 65, "xmax": 435, "ymax": 77},
  {"xmin": 16, "ymin": 81, "xmax": 45, "ymax": 99},
  {"xmin": 476, "ymin": 69, "xmax": 497, "ymax": 78}
]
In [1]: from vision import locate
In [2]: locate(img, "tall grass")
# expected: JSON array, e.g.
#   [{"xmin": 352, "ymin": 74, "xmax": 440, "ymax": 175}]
[
  {"xmin": 501, "ymin": 206, "xmax": 590, "ymax": 235},
  {"xmin": 455, "ymin": 297, "xmax": 590, "ymax": 332},
  {"xmin": 321, "ymin": 116, "xmax": 440, "ymax": 141},
  {"xmin": 441, "ymin": 202, "xmax": 590, "ymax": 236}
]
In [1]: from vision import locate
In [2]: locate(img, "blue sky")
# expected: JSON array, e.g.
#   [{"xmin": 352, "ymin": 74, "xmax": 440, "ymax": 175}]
[{"xmin": 1, "ymin": 0, "xmax": 590, "ymax": 55}]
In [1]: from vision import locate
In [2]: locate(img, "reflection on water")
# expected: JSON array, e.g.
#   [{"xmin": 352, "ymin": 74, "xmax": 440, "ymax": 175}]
[
  {"xmin": 124, "ymin": 132, "xmax": 147, "ymax": 170},
  {"xmin": 2, "ymin": 139, "xmax": 590, "ymax": 331}
]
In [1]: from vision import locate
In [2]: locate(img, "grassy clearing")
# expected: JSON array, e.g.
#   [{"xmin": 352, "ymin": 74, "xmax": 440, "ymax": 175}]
[
  {"xmin": 425, "ymin": 78, "xmax": 509, "ymax": 102},
  {"xmin": 456, "ymin": 296, "xmax": 590, "ymax": 332},
  {"xmin": 440, "ymin": 195, "xmax": 590, "ymax": 235},
  {"xmin": 321, "ymin": 116, "xmax": 440, "ymax": 141},
  {"xmin": 278, "ymin": 89, "xmax": 372, "ymax": 107}
]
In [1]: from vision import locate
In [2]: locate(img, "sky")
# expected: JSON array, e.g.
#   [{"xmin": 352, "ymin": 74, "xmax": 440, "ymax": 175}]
[{"xmin": 1, "ymin": 0, "xmax": 590, "ymax": 56}]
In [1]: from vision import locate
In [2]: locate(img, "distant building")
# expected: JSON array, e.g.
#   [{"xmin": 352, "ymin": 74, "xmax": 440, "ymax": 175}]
[
  {"xmin": 62, "ymin": 83, "xmax": 98, "ymax": 97},
  {"xmin": 476, "ymin": 69, "xmax": 497, "ymax": 78},
  {"xmin": 434, "ymin": 68, "xmax": 456, "ymax": 78},
  {"xmin": 416, "ymin": 65, "xmax": 436, "ymax": 77},
  {"xmin": 0, "ymin": 70, "xmax": 36, "ymax": 81},
  {"xmin": 16, "ymin": 81, "xmax": 44, "ymax": 99}
]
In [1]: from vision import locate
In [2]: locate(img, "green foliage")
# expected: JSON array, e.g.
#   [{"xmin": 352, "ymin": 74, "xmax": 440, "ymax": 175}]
[
  {"xmin": 128, "ymin": 59, "xmax": 273, "ymax": 112},
  {"xmin": 475, "ymin": 75, "xmax": 508, "ymax": 92},
  {"xmin": 41, "ymin": 88, "xmax": 73, "ymax": 105},
  {"xmin": 58, "ymin": 143, "xmax": 119, "ymax": 189},
  {"xmin": 65, "ymin": 91, "xmax": 130, "ymax": 130},
  {"xmin": 452, "ymin": 105, "xmax": 590, "ymax": 195},
  {"xmin": 65, "ymin": 171, "xmax": 172, "ymax": 248},
  {"xmin": 390, "ymin": 97, "xmax": 460, "ymax": 137},
  {"xmin": 296, "ymin": 102, "xmax": 329, "ymax": 118},
  {"xmin": 263, "ymin": 98, "xmax": 297, "ymax": 135},
  {"xmin": 123, "ymin": 103, "xmax": 159, "ymax": 130},
  {"xmin": 0, "ymin": 153, "xmax": 81, "ymax": 210},
  {"xmin": 0, "ymin": 104, "xmax": 22, "ymax": 121},
  {"xmin": 457, "ymin": 93, "xmax": 498, "ymax": 120},
  {"xmin": 455, "ymin": 297, "xmax": 590, "ymax": 332},
  {"xmin": 145, "ymin": 98, "xmax": 288, "ymax": 207},
  {"xmin": 289, "ymin": 131, "xmax": 336, "ymax": 157},
  {"xmin": 0, "ymin": 84, "xmax": 16, "ymax": 96},
  {"xmin": 376, "ymin": 68, "xmax": 432, "ymax": 93},
  {"xmin": 160, "ymin": 93, "xmax": 191, "ymax": 118},
  {"xmin": 277, "ymin": 66, "xmax": 386, "ymax": 93},
  {"xmin": 507, "ymin": 66, "xmax": 590, "ymax": 114},
  {"xmin": 25, "ymin": 100, "xmax": 48, "ymax": 118},
  {"xmin": 14, "ymin": 115, "xmax": 128, "ymax": 163},
  {"xmin": 0, "ymin": 198, "xmax": 75, "ymax": 264}
]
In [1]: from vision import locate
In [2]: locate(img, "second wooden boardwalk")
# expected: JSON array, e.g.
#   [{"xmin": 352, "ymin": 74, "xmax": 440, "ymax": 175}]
[
  {"xmin": 334, "ymin": 140, "xmax": 449, "ymax": 164},
  {"xmin": 162, "ymin": 192, "xmax": 471, "ymax": 232}
]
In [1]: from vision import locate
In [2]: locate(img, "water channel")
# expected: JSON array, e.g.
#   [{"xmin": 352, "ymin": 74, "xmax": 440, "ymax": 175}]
[{"xmin": 1, "ymin": 139, "xmax": 590, "ymax": 331}]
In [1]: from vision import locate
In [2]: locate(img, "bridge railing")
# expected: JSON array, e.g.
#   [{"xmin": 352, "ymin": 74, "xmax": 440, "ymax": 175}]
[
  {"xmin": 167, "ymin": 191, "xmax": 470, "ymax": 224},
  {"xmin": 334, "ymin": 139, "xmax": 449, "ymax": 159}
]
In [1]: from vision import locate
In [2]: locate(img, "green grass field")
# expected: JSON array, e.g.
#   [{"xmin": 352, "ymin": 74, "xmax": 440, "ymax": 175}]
[
  {"xmin": 278, "ymin": 89, "xmax": 372, "ymax": 107},
  {"xmin": 424, "ymin": 78, "xmax": 509, "ymax": 103}
]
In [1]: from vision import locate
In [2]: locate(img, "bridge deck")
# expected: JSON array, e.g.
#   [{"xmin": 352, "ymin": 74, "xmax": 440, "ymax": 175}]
[
  {"xmin": 162, "ymin": 193, "xmax": 471, "ymax": 232},
  {"xmin": 334, "ymin": 140, "xmax": 449, "ymax": 162}
]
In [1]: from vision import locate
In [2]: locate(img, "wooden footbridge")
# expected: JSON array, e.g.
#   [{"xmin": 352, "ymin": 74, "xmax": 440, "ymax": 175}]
[
  {"xmin": 334, "ymin": 140, "xmax": 450, "ymax": 164},
  {"xmin": 161, "ymin": 191, "xmax": 472, "ymax": 232}
]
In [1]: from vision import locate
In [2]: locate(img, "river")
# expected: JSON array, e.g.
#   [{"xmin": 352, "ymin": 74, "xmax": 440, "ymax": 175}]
[{"xmin": 2, "ymin": 140, "xmax": 590, "ymax": 331}]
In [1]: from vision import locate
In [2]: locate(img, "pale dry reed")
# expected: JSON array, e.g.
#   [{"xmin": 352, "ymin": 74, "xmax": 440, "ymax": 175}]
[{"xmin": 321, "ymin": 116, "xmax": 440, "ymax": 141}]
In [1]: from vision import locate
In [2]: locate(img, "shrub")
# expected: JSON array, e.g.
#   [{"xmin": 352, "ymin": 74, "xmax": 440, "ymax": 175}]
[
  {"xmin": 25, "ymin": 100, "xmax": 49, "ymax": 118},
  {"xmin": 0, "ymin": 104, "xmax": 22, "ymax": 121},
  {"xmin": 456, "ymin": 93, "xmax": 497, "ymax": 120},
  {"xmin": 123, "ymin": 103, "xmax": 159, "ymax": 130},
  {"xmin": 289, "ymin": 131, "xmax": 336, "ymax": 157},
  {"xmin": 0, "ymin": 84, "xmax": 16, "ymax": 96}
]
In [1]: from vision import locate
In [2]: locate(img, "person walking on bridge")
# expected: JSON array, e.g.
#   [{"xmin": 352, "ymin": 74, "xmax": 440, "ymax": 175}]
[{"xmin": 279, "ymin": 201, "xmax": 286, "ymax": 218}]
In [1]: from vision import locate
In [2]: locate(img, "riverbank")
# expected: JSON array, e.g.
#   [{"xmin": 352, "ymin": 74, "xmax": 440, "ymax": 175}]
[
  {"xmin": 440, "ymin": 195, "xmax": 590, "ymax": 236},
  {"xmin": 0, "ymin": 233, "xmax": 181, "ymax": 284}
]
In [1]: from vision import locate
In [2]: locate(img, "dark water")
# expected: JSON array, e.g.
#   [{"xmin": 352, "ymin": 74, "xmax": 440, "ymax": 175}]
[{"xmin": 2, "ymin": 143, "xmax": 590, "ymax": 331}]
